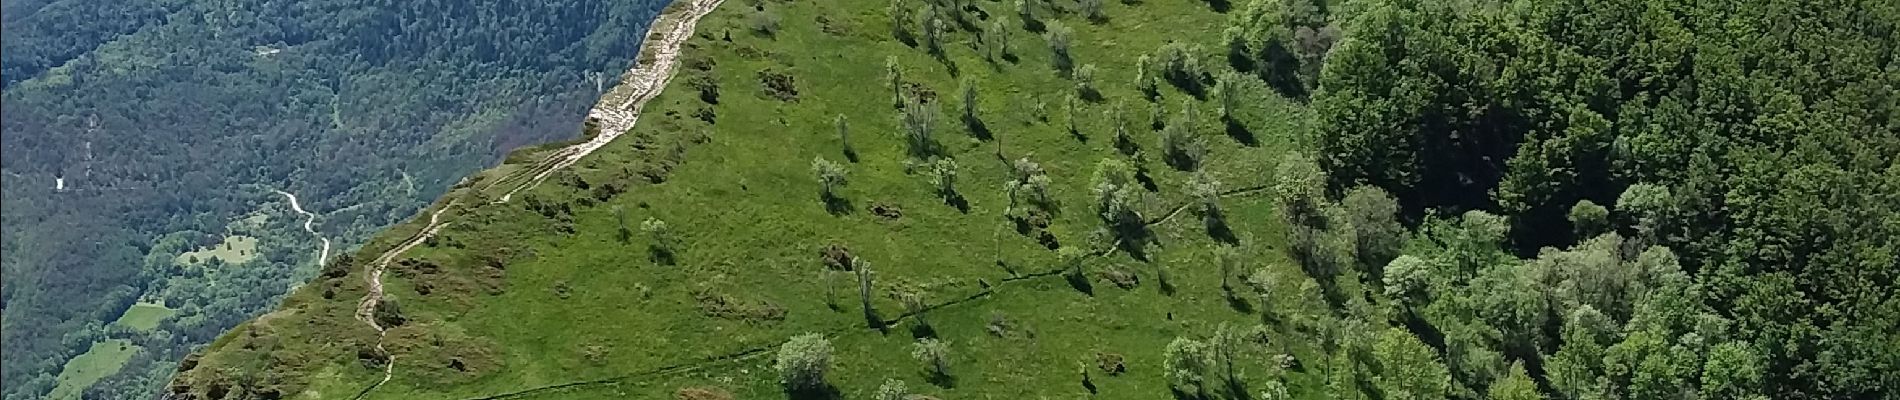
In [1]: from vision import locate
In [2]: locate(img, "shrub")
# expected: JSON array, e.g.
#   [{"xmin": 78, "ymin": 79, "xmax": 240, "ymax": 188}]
[
  {"xmin": 812, "ymin": 157, "xmax": 849, "ymax": 211},
  {"xmin": 1074, "ymin": 64, "xmax": 1099, "ymax": 99},
  {"xmin": 928, "ymin": 158, "xmax": 959, "ymax": 200},
  {"xmin": 776, "ymin": 333, "xmax": 833, "ymax": 391},
  {"xmin": 1092, "ymin": 158, "xmax": 1143, "ymax": 228},
  {"xmin": 1164, "ymin": 337, "xmax": 1214, "ymax": 396},
  {"xmin": 875, "ymin": 379, "xmax": 910, "ymax": 400},
  {"xmin": 1045, "ymin": 21, "xmax": 1074, "ymax": 72},
  {"xmin": 642, "ymin": 218, "xmax": 682, "ymax": 264},
  {"xmin": 1568, "ymin": 199, "xmax": 1610, "ymax": 238},
  {"xmin": 898, "ymin": 97, "xmax": 941, "ymax": 158},
  {"xmin": 1080, "ymin": 0, "xmax": 1105, "ymax": 22},
  {"xmin": 912, "ymin": 338, "xmax": 952, "ymax": 379}
]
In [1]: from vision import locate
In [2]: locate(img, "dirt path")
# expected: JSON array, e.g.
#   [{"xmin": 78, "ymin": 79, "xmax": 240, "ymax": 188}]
[
  {"xmin": 275, "ymin": 190, "xmax": 332, "ymax": 267},
  {"xmin": 496, "ymin": 0, "xmax": 727, "ymax": 204},
  {"xmin": 349, "ymin": 0, "xmax": 726, "ymax": 396}
]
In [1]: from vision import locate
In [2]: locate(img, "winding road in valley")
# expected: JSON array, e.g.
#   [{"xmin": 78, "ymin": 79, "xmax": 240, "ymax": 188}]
[
  {"xmin": 275, "ymin": 190, "xmax": 332, "ymax": 267},
  {"xmin": 348, "ymin": 0, "xmax": 727, "ymax": 396}
]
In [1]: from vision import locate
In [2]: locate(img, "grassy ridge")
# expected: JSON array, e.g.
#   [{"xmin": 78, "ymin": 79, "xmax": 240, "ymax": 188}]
[{"xmin": 172, "ymin": 0, "xmax": 1331, "ymax": 397}]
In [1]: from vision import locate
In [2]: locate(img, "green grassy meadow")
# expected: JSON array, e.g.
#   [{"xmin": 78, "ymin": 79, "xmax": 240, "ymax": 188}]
[
  {"xmin": 113, "ymin": 302, "xmax": 177, "ymax": 332},
  {"xmin": 175, "ymin": 235, "xmax": 260, "ymax": 266},
  {"xmin": 175, "ymin": 0, "xmax": 1335, "ymax": 397},
  {"xmin": 49, "ymin": 340, "xmax": 140, "ymax": 400}
]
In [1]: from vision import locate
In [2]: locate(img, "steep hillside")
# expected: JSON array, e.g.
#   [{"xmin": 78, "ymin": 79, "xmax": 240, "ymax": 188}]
[
  {"xmin": 171, "ymin": 0, "xmax": 1899, "ymax": 399},
  {"xmin": 168, "ymin": 0, "xmax": 1325, "ymax": 397},
  {"xmin": 0, "ymin": 0, "xmax": 669, "ymax": 398}
]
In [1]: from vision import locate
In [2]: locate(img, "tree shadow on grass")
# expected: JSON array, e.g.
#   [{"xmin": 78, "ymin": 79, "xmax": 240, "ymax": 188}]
[
  {"xmin": 1157, "ymin": 266, "xmax": 1177, "ymax": 296},
  {"xmin": 822, "ymin": 194, "xmax": 854, "ymax": 216},
  {"xmin": 1205, "ymin": 214, "xmax": 1238, "ymax": 245},
  {"xmin": 925, "ymin": 371, "xmax": 957, "ymax": 388},
  {"xmin": 945, "ymin": 193, "xmax": 970, "ymax": 213},
  {"xmin": 649, "ymin": 246, "xmax": 678, "ymax": 266},
  {"xmin": 1223, "ymin": 116, "xmax": 1258, "ymax": 147},
  {"xmin": 965, "ymin": 115, "xmax": 992, "ymax": 141},
  {"xmin": 1202, "ymin": 0, "xmax": 1231, "ymax": 12},
  {"xmin": 1224, "ymin": 288, "xmax": 1255, "ymax": 314},
  {"xmin": 909, "ymin": 320, "xmax": 937, "ymax": 339},
  {"xmin": 1066, "ymin": 270, "xmax": 1095, "ymax": 296},
  {"xmin": 864, "ymin": 306, "xmax": 887, "ymax": 334},
  {"xmin": 786, "ymin": 384, "xmax": 843, "ymax": 400}
]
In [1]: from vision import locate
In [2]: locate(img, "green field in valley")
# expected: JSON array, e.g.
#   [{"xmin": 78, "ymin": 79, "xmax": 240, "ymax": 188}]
[
  {"xmin": 49, "ymin": 340, "xmax": 140, "ymax": 400},
  {"xmin": 113, "ymin": 302, "xmax": 177, "ymax": 332}
]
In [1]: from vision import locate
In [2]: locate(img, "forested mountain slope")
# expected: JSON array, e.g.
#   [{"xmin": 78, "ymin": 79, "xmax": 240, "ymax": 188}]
[
  {"xmin": 172, "ymin": 0, "xmax": 1897, "ymax": 398},
  {"xmin": 0, "ymin": 0, "xmax": 670, "ymax": 398}
]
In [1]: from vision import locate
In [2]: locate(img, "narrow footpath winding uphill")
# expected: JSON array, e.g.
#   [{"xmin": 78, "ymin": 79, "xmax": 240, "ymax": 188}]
[{"xmin": 166, "ymin": 0, "xmax": 727, "ymax": 397}]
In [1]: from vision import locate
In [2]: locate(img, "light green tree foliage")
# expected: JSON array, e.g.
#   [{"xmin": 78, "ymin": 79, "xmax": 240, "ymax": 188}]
[
  {"xmin": 836, "ymin": 114, "xmax": 853, "ymax": 156},
  {"xmin": 889, "ymin": 0, "xmax": 915, "ymax": 40},
  {"xmin": 1486, "ymin": 362, "xmax": 1542, "ymax": 400},
  {"xmin": 928, "ymin": 158, "xmax": 958, "ymax": 199},
  {"xmin": 898, "ymin": 96, "xmax": 940, "ymax": 157},
  {"xmin": 984, "ymin": 18, "xmax": 1011, "ymax": 61},
  {"xmin": 1075, "ymin": 64, "xmax": 1098, "ymax": 97},
  {"xmin": 1006, "ymin": 157, "xmax": 1054, "ymax": 211},
  {"xmin": 776, "ymin": 333, "xmax": 833, "ymax": 391},
  {"xmin": 1159, "ymin": 100, "xmax": 1207, "ymax": 170},
  {"xmin": 1164, "ymin": 336, "xmax": 1215, "ymax": 396},
  {"xmin": 812, "ymin": 157, "xmax": 849, "ymax": 200},
  {"xmin": 923, "ymin": 10, "xmax": 947, "ymax": 55},
  {"xmin": 1045, "ymin": 21, "xmax": 1074, "ymax": 71},
  {"xmin": 1080, "ymin": 0, "xmax": 1104, "ymax": 22},
  {"xmin": 1547, "ymin": 306, "xmax": 1614, "ymax": 400},
  {"xmin": 1215, "ymin": 244, "xmax": 1242, "ymax": 291},
  {"xmin": 1157, "ymin": 41, "xmax": 1203, "ymax": 81},
  {"xmin": 1110, "ymin": 102, "xmax": 1133, "ymax": 152},
  {"xmin": 1340, "ymin": 185, "xmax": 1404, "ymax": 269},
  {"xmin": 1567, "ymin": 199, "xmax": 1609, "ymax": 238},
  {"xmin": 1271, "ymin": 153, "xmax": 1327, "ymax": 226},
  {"xmin": 1065, "ymin": 94, "xmax": 1082, "ymax": 134},
  {"xmin": 1216, "ymin": 69, "xmax": 1244, "ymax": 119},
  {"xmin": 1372, "ymin": 328, "xmax": 1451, "ymax": 400},
  {"xmin": 1469, "ymin": 261, "xmax": 1550, "ymax": 353},
  {"xmin": 1245, "ymin": 268, "xmax": 1274, "ymax": 302},
  {"xmin": 1701, "ymin": 341, "xmax": 1765, "ymax": 399},
  {"xmin": 1191, "ymin": 170, "xmax": 1223, "ymax": 218},
  {"xmin": 1382, "ymin": 255, "xmax": 1433, "ymax": 305},
  {"xmin": 886, "ymin": 56, "xmax": 905, "ymax": 108},
  {"xmin": 911, "ymin": 337, "xmax": 951, "ymax": 378},
  {"xmin": 1211, "ymin": 324, "xmax": 1248, "ymax": 390},
  {"xmin": 875, "ymin": 378, "xmax": 910, "ymax": 400},
  {"xmin": 1604, "ymin": 328, "xmax": 1698, "ymax": 399},
  {"xmin": 1091, "ymin": 158, "xmax": 1143, "ymax": 227},
  {"xmin": 1135, "ymin": 54, "xmax": 1158, "ymax": 94},
  {"xmin": 1616, "ymin": 183, "xmax": 1673, "ymax": 243},
  {"xmin": 1225, "ymin": 0, "xmax": 1330, "ymax": 90},
  {"xmin": 641, "ymin": 218, "xmax": 682, "ymax": 261},
  {"xmin": 960, "ymin": 78, "xmax": 979, "ymax": 123},
  {"xmin": 1533, "ymin": 233, "xmax": 1642, "ymax": 320}
]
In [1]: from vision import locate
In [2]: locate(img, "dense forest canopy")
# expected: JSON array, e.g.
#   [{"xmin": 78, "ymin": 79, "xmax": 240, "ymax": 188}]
[
  {"xmin": 1303, "ymin": 0, "xmax": 1898, "ymax": 397},
  {"xmin": 0, "ymin": 0, "xmax": 669, "ymax": 398}
]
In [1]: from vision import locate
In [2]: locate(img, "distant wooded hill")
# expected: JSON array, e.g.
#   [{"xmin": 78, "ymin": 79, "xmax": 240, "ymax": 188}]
[{"xmin": 0, "ymin": 0, "xmax": 670, "ymax": 398}]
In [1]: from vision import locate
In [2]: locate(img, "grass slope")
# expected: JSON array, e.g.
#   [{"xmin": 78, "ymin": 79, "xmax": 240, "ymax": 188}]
[
  {"xmin": 113, "ymin": 302, "xmax": 177, "ymax": 332},
  {"xmin": 50, "ymin": 340, "xmax": 140, "ymax": 400},
  {"xmin": 173, "ymin": 0, "xmax": 1333, "ymax": 397}
]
